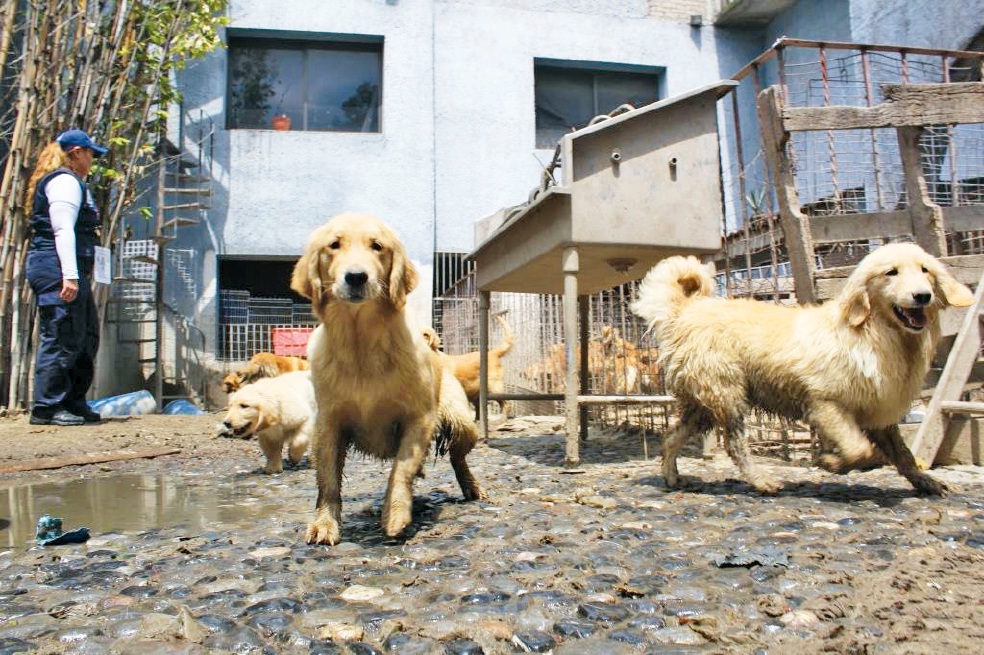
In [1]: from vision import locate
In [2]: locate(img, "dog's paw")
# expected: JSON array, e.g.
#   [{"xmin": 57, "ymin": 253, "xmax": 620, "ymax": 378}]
[
  {"xmin": 816, "ymin": 453, "xmax": 850, "ymax": 474},
  {"xmin": 306, "ymin": 515, "xmax": 341, "ymax": 545},
  {"xmin": 912, "ymin": 473, "xmax": 950, "ymax": 497},
  {"xmin": 661, "ymin": 459, "xmax": 680, "ymax": 488},
  {"xmin": 381, "ymin": 505, "xmax": 412, "ymax": 538},
  {"xmin": 261, "ymin": 464, "xmax": 284, "ymax": 474},
  {"xmin": 749, "ymin": 475, "xmax": 783, "ymax": 494},
  {"xmin": 462, "ymin": 483, "xmax": 487, "ymax": 502}
]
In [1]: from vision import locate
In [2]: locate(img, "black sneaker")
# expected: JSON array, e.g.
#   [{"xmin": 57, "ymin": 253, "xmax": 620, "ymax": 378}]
[
  {"xmin": 66, "ymin": 405, "xmax": 102, "ymax": 423},
  {"xmin": 30, "ymin": 409, "xmax": 85, "ymax": 426},
  {"xmin": 79, "ymin": 409, "xmax": 102, "ymax": 423}
]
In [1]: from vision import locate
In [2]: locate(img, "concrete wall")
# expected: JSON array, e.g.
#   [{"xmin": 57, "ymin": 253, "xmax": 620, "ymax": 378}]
[
  {"xmin": 433, "ymin": 2, "xmax": 732, "ymax": 252},
  {"xmin": 849, "ymin": 0, "xmax": 984, "ymax": 51},
  {"xmin": 169, "ymin": 0, "xmax": 983, "ymax": 354}
]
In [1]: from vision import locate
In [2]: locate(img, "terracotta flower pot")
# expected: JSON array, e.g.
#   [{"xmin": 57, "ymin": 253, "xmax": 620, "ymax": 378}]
[{"xmin": 271, "ymin": 114, "xmax": 292, "ymax": 131}]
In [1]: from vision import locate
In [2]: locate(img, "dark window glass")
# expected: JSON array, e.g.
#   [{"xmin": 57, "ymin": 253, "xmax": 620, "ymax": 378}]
[
  {"xmin": 227, "ymin": 37, "xmax": 382, "ymax": 132},
  {"xmin": 534, "ymin": 63, "xmax": 660, "ymax": 148}
]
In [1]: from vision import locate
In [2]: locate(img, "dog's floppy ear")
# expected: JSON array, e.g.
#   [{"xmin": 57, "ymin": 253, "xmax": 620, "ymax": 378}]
[
  {"xmin": 422, "ymin": 327, "xmax": 441, "ymax": 351},
  {"xmin": 254, "ymin": 398, "xmax": 279, "ymax": 430},
  {"xmin": 388, "ymin": 242, "xmax": 418, "ymax": 309},
  {"xmin": 291, "ymin": 250, "xmax": 315, "ymax": 300},
  {"xmin": 928, "ymin": 259, "xmax": 974, "ymax": 308},
  {"xmin": 840, "ymin": 276, "xmax": 871, "ymax": 327},
  {"xmin": 292, "ymin": 246, "xmax": 333, "ymax": 316},
  {"xmin": 222, "ymin": 373, "xmax": 240, "ymax": 394}
]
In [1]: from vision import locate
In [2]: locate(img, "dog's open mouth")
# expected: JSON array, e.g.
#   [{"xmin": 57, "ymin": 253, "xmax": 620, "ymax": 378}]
[
  {"xmin": 893, "ymin": 304, "xmax": 927, "ymax": 332},
  {"xmin": 231, "ymin": 424, "xmax": 254, "ymax": 439}
]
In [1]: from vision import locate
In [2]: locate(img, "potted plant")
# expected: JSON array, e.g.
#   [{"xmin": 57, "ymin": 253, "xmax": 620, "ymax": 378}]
[
  {"xmin": 271, "ymin": 114, "xmax": 291, "ymax": 130},
  {"xmin": 270, "ymin": 86, "xmax": 292, "ymax": 130}
]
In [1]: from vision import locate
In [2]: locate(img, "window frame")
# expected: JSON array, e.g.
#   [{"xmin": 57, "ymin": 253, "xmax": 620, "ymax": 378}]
[
  {"xmin": 533, "ymin": 58, "xmax": 664, "ymax": 149},
  {"xmin": 225, "ymin": 31, "xmax": 384, "ymax": 133}
]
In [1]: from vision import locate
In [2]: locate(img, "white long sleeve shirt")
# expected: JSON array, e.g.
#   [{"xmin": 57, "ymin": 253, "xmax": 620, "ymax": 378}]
[{"xmin": 44, "ymin": 173, "xmax": 85, "ymax": 281}]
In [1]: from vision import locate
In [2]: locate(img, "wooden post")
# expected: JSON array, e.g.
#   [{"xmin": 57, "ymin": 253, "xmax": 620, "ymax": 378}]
[
  {"xmin": 562, "ymin": 247, "xmax": 580, "ymax": 467},
  {"xmin": 478, "ymin": 289, "xmax": 490, "ymax": 441},
  {"xmin": 897, "ymin": 125, "xmax": 948, "ymax": 257},
  {"xmin": 757, "ymin": 85, "xmax": 817, "ymax": 304},
  {"xmin": 578, "ymin": 295, "xmax": 590, "ymax": 443}
]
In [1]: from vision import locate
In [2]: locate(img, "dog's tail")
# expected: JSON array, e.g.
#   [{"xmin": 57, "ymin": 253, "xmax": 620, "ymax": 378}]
[
  {"xmin": 491, "ymin": 313, "xmax": 514, "ymax": 358},
  {"xmin": 630, "ymin": 256, "xmax": 715, "ymax": 332}
]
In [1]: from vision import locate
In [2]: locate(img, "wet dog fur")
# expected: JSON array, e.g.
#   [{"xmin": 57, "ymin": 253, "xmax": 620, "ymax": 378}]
[
  {"xmin": 291, "ymin": 212, "xmax": 484, "ymax": 545},
  {"xmin": 630, "ymin": 243, "xmax": 973, "ymax": 495}
]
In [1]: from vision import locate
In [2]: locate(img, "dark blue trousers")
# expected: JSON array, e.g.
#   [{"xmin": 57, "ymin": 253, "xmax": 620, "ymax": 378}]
[{"xmin": 26, "ymin": 251, "xmax": 99, "ymax": 416}]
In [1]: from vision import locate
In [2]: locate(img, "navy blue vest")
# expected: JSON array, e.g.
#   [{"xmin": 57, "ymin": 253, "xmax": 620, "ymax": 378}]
[{"xmin": 30, "ymin": 168, "xmax": 101, "ymax": 264}]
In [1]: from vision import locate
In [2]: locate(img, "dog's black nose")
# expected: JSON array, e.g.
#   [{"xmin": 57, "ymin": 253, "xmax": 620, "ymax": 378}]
[
  {"xmin": 223, "ymin": 420, "xmax": 232, "ymax": 429},
  {"xmin": 345, "ymin": 270, "xmax": 368, "ymax": 288},
  {"xmin": 913, "ymin": 292, "xmax": 932, "ymax": 306}
]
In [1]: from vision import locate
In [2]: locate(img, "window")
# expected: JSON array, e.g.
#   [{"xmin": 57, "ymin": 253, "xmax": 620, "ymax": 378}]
[
  {"xmin": 227, "ymin": 35, "xmax": 382, "ymax": 132},
  {"xmin": 534, "ymin": 60, "xmax": 661, "ymax": 148}
]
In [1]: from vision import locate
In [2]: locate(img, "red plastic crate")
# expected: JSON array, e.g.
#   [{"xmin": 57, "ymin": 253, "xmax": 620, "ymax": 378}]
[{"xmin": 271, "ymin": 327, "xmax": 314, "ymax": 357}]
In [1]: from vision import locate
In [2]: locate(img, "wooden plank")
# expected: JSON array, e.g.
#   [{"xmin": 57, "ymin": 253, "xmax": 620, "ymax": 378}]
[
  {"xmin": 898, "ymin": 125, "xmax": 947, "ymax": 256},
  {"xmin": 941, "ymin": 401, "xmax": 984, "ymax": 415},
  {"xmin": 0, "ymin": 448, "xmax": 182, "ymax": 474},
  {"xmin": 755, "ymin": 203, "xmax": 980, "ymax": 247},
  {"xmin": 819, "ymin": 254, "xmax": 984, "ymax": 285},
  {"xmin": 809, "ymin": 209, "xmax": 911, "ymax": 244},
  {"xmin": 782, "ymin": 83, "xmax": 984, "ymax": 131},
  {"xmin": 910, "ymin": 270, "xmax": 984, "ymax": 465},
  {"xmin": 757, "ymin": 86, "xmax": 817, "ymax": 304},
  {"xmin": 945, "ymin": 205, "xmax": 984, "ymax": 234}
]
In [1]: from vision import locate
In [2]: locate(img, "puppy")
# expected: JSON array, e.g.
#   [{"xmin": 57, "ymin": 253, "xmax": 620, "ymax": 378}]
[
  {"xmin": 291, "ymin": 212, "xmax": 484, "ymax": 545},
  {"xmin": 220, "ymin": 370, "xmax": 316, "ymax": 474},
  {"xmin": 423, "ymin": 313, "xmax": 514, "ymax": 417},
  {"xmin": 222, "ymin": 352, "xmax": 310, "ymax": 394},
  {"xmin": 630, "ymin": 243, "xmax": 973, "ymax": 495}
]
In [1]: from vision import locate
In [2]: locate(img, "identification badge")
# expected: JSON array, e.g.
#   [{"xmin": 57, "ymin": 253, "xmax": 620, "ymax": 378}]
[{"xmin": 93, "ymin": 246, "xmax": 111, "ymax": 285}]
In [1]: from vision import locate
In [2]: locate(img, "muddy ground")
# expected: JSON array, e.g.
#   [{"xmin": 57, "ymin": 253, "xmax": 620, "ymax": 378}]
[{"xmin": 1, "ymin": 411, "xmax": 983, "ymax": 654}]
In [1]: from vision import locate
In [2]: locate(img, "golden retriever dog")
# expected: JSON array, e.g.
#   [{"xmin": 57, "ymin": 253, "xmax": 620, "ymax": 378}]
[
  {"xmin": 521, "ymin": 326, "xmax": 643, "ymax": 394},
  {"xmin": 222, "ymin": 352, "xmax": 310, "ymax": 394},
  {"xmin": 630, "ymin": 243, "xmax": 973, "ymax": 495},
  {"xmin": 220, "ymin": 370, "xmax": 316, "ymax": 474},
  {"xmin": 422, "ymin": 313, "xmax": 514, "ymax": 417},
  {"xmin": 291, "ymin": 212, "xmax": 484, "ymax": 545}
]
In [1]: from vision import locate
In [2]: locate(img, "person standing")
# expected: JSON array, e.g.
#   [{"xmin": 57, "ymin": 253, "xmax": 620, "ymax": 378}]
[{"xmin": 25, "ymin": 129, "xmax": 108, "ymax": 425}]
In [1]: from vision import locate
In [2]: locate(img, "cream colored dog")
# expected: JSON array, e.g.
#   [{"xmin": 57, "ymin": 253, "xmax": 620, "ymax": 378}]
[
  {"xmin": 220, "ymin": 370, "xmax": 316, "ymax": 474},
  {"xmin": 291, "ymin": 212, "xmax": 484, "ymax": 545},
  {"xmin": 631, "ymin": 243, "xmax": 973, "ymax": 495},
  {"xmin": 422, "ymin": 312, "xmax": 514, "ymax": 418}
]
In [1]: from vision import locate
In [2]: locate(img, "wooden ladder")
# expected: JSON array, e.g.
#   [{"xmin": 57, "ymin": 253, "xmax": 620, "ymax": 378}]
[{"xmin": 910, "ymin": 270, "xmax": 984, "ymax": 466}]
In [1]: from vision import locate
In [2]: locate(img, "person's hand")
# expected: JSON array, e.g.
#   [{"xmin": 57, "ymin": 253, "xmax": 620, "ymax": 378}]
[{"xmin": 59, "ymin": 279, "xmax": 80, "ymax": 303}]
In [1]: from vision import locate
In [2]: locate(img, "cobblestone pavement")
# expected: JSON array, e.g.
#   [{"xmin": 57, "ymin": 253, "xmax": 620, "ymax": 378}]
[{"xmin": 1, "ymin": 414, "xmax": 983, "ymax": 654}]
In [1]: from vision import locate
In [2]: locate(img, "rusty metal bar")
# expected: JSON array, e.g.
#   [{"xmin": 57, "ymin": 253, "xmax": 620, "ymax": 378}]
[
  {"xmin": 820, "ymin": 45, "xmax": 842, "ymax": 209},
  {"xmin": 730, "ymin": 36, "xmax": 984, "ymax": 82},
  {"xmin": 861, "ymin": 48, "xmax": 886, "ymax": 210},
  {"xmin": 752, "ymin": 61, "xmax": 782, "ymax": 299}
]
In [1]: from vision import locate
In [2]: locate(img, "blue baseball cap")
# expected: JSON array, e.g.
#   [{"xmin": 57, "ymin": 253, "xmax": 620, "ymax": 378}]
[{"xmin": 55, "ymin": 129, "xmax": 108, "ymax": 157}]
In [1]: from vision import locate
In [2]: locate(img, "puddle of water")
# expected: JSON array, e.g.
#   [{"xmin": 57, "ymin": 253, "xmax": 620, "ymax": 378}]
[{"xmin": 0, "ymin": 473, "xmax": 298, "ymax": 549}]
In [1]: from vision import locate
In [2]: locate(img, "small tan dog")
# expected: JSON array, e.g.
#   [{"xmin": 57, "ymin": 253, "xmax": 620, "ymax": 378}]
[
  {"xmin": 222, "ymin": 352, "xmax": 310, "ymax": 394},
  {"xmin": 291, "ymin": 212, "xmax": 484, "ymax": 545},
  {"xmin": 220, "ymin": 370, "xmax": 316, "ymax": 474},
  {"xmin": 631, "ymin": 243, "xmax": 973, "ymax": 495},
  {"xmin": 422, "ymin": 313, "xmax": 514, "ymax": 417}
]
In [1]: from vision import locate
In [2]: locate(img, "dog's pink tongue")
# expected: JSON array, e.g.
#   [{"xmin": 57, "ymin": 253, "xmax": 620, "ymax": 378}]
[{"xmin": 905, "ymin": 308, "xmax": 927, "ymax": 328}]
